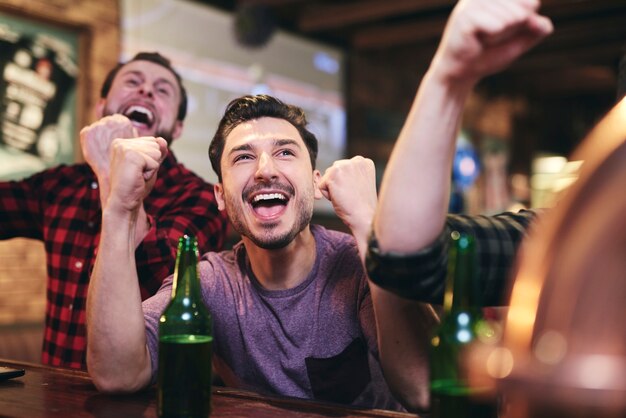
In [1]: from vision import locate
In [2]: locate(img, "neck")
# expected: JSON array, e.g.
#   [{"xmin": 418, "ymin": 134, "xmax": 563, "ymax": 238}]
[{"xmin": 243, "ymin": 226, "xmax": 317, "ymax": 290}]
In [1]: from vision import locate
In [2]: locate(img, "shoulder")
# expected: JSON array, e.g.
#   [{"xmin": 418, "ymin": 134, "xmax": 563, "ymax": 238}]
[
  {"xmin": 198, "ymin": 247, "xmax": 240, "ymax": 277},
  {"xmin": 312, "ymin": 224, "xmax": 364, "ymax": 275},
  {"xmin": 196, "ymin": 247, "xmax": 244, "ymax": 299},
  {"xmin": 152, "ymin": 154, "xmax": 218, "ymax": 202},
  {"xmin": 24, "ymin": 163, "xmax": 92, "ymax": 188},
  {"xmin": 312, "ymin": 224, "xmax": 356, "ymax": 252},
  {"xmin": 159, "ymin": 153, "xmax": 212, "ymax": 187}
]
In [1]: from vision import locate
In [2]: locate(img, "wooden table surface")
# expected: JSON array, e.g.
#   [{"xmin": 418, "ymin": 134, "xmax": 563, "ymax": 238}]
[{"xmin": 0, "ymin": 359, "xmax": 418, "ymax": 417}]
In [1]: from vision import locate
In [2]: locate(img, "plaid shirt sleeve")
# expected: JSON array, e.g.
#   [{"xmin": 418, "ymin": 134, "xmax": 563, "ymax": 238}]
[
  {"xmin": 0, "ymin": 174, "xmax": 45, "ymax": 240},
  {"xmin": 366, "ymin": 209, "xmax": 538, "ymax": 306},
  {"xmin": 135, "ymin": 155, "xmax": 229, "ymax": 299}
]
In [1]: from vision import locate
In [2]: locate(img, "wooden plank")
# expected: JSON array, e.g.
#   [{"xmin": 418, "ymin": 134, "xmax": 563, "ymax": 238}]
[
  {"xmin": 352, "ymin": 17, "xmax": 445, "ymax": 49},
  {"xmin": 299, "ymin": 0, "xmax": 455, "ymax": 32},
  {"xmin": 350, "ymin": 9, "xmax": 626, "ymax": 53},
  {"xmin": 542, "ymin": 0, "xmax": 626, "ymax": 19}
]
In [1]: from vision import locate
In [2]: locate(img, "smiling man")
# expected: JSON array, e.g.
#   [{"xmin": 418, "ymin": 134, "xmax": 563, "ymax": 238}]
[
  {"xmin": 86, "ymin": 95, "xmax": 410, "ymax": 410},
  {"xmin": 0, "ymin": 52, "xmax": 227, "ymax": 369},
  {"xmin": 97, "ymin": 56, "xmax": 183, "ymax": 144}
]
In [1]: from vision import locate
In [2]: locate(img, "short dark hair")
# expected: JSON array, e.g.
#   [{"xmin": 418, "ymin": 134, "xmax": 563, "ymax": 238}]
[
  {"xmin": 208, "ymin": 95, "xmax": 319, "ymax": 181},
  {"xmin": 100, "ymin": 52, "xmax": 188, "ymax": 121}
]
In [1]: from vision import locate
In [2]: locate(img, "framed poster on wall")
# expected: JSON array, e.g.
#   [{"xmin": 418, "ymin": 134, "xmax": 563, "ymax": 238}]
[{"xmin": 0, "ymin": 12, "xmax": 78, "ymax": 180}]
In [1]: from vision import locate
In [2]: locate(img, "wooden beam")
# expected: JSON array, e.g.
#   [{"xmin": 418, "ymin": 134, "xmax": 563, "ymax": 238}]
[
  {"xmin": 352, "ymin": 16, "xmax": 447, "ymax": 49},
  {"xmin": 541, "ymin": 0, "xmax": 626, "ymax": 19},
  {"xmin": 350, "ymin": 8, "xmax": 626, "ymax": 51},
  {"xmin": 484, "ymin": 67, "xmax": 616, "ymax": 100},
  {"xmin": 298, "ymin": 0, "xmax": 455, "ymax": 32},
  {"xmin": 543, "ymin": 14, "xmax": 626, "ymax": 48},
  {"xmin": 509, "ymin": 41, "xmax": 626, "ymax": 72}
]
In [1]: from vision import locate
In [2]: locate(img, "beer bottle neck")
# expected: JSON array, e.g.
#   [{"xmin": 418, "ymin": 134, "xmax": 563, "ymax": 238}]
[
  {"xmin": 443, "ymin": 232, "xmax": 480, "ymax": 314},
  {"xmin": 171, "ymin": 236, "xmax": 202, "ymax": 302}
]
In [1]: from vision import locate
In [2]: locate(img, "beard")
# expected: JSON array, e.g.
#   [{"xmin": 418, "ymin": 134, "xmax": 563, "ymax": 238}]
[
  {"xmin": 101, "ymin": 104, "xmax": 176, "ymax": 145},
  {"xmin": 223, "ymin": 181, "xmax": 315, "ymax": 250},
  {"xmin": 152, "ymin": 127, "xmax": 175, "ymax": 145}
]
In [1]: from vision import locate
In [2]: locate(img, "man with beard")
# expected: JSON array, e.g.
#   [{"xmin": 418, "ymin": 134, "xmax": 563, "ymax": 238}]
[
  {"xmin": 0, "ymin": 52, "xmax": 228, "ymax": 369},
  {"xmin": 86, "ymin": 95, "xmax": 411, "ymax": 411}
]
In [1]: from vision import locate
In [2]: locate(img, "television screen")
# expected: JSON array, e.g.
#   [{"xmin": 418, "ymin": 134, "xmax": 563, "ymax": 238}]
[{"xmin": 122, "ymin": 0, "xmax": 346, "ymax": 214}]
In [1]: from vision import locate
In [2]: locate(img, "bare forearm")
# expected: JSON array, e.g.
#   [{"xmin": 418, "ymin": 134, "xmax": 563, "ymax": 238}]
[
  {"xmin": 370, "ymin": 282, "xmax": 440, "ymax": 412},
  {"xmin": 98, "ymin": 178, "xmax": 150, "ymax": 249},
  {"xmin": 375, "ymin": 70, "xmax": 474, "ymax": 253},
  {"xmin": 351, "ymin": 199, "xmax": 375, "ymax": 263},
  {"xmin": 86, "ymin": 208, "xmax": 151, "ymax": 392},
  {"xmin": 134, "ymin": 204, "xmax": 152, "ymax": 248}
]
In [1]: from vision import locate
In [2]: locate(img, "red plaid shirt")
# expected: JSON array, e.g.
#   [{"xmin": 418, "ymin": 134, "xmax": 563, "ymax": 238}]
[{"xmin": 0, "ymin": 152, "xmax": 228, "ymax": 369}]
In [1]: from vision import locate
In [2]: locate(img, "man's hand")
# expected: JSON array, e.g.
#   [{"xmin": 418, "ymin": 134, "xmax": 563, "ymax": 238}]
[
  {"xmin": 80, "ymin": 115, "xmax": 138, "ymax": 203},
  {"xmin": 318, "ymin": 156, "xmax": 377, "ymax": 257},
  {"xmin": 432, "ymin": 0, "xmax": 553, "ymax": 85},
  {"xmin": 106, "ymin": 137, "xmax": 168, "ymax": 215}
]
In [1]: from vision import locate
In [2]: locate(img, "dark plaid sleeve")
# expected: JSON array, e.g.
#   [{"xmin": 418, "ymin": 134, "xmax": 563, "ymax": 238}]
[
  {"xmin": 366, "ymin": 210, "xmax": 538, "ymax": 306},
  {"xmin": 445, "ymin": 210, "xmax": 537, "ymax": 305},
  {"xmin": 0, "ymin": 173, "xmax": 45, "ymax": 240}
]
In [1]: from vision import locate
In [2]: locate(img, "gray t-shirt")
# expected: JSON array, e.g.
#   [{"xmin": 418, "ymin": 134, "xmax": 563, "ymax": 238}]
[{"xmin": 143, "ymin": 225, "xmax": 403, "ymax": 411}]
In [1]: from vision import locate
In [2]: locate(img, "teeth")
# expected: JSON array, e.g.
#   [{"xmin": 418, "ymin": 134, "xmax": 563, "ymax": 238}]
[
  {"xmin": 252, "ymin": 193, "xmax": 287, "ymax": 203},
  {"xmin": 125, "ymin": 105, "xmax": 153, "ymax": 122}
]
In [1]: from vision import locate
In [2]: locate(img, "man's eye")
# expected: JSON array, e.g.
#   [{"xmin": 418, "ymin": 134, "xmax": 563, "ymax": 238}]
[
  {"xmin": 279, "ymin": 149, "xmax": 295, "ymax": 157},
  {"xmin": 234, "ymin": 154, "xmax": 252, "ymax": 163},
  {"xmin": 156, "ymin": 86, "xmax": 173, "ymax": 97}
]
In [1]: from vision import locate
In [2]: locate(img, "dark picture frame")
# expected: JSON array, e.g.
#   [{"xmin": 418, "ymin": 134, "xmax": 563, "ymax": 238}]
[{"xmin": 0, "ymin": 12, "xmax": 79, "ymax": 180}]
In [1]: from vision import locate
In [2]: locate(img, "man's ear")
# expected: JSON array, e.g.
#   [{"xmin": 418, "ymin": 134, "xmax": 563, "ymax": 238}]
[
  {"xmin": 214, "ymin": 183, "xmax": 226, "ymax": 211},
  {"xmin": 95, "ymin": 99, "xmax": 106, "ymax": 119},
  {"xmin": 313, "ymin": 170, "xmax": 323, "ymax": 200}
]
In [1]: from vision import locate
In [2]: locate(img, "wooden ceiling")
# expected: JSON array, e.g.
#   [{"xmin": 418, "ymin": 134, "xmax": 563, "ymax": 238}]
[
  {"xmin": 197, "ymin": 0, "xmax": 626, "ymax": 98},
  {"xmin": 192, "ymin": 0, "xmax": 626, "ymax": 168}
]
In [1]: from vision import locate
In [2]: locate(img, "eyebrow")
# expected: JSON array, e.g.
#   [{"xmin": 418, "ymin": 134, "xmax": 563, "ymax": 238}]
[
  {"xmin": 121, "ymin": 70, "xmax": 177, "ymax": 91},
  {"xmin": 228, "ymin": 138, "xmax": 303, "ymax": 156}
]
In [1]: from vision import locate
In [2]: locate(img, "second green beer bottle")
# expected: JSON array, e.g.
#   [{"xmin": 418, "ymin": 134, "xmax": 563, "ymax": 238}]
[
  {"xmin": 429, "ymin": 231, "xmax": 498, "ymax": 418},
  {"xmin": 158, "ymin": 235, "xmax": 213, "ymax": 418}
]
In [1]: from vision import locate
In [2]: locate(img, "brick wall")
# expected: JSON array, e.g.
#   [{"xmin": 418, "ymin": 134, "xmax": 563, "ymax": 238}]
[
  {"xmin": 0, "ymin": 239, "xmax": 46, "ymax": 325},
  {"xmin": 0, "ymin": 0, "xmax": 120, "ymax": 362}
]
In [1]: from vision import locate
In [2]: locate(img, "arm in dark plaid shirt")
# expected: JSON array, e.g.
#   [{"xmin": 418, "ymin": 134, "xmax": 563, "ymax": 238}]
[
  {"xmin": 0, "ymin": 176, "xmax": 45, "ymax": 240},
  {"xmin": 134, "ymin": 154, "xmax": 229, "ymax": 300},
  {"xmin": 367, "ymin": 209, "xmax": 538, "ymax": 306}
]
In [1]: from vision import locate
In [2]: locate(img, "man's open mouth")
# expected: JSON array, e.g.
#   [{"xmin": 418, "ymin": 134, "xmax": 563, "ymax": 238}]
[
  {"xmin": 123, "ymin": 105, "xmax": 155, "ymax": 129},
  {"xmin": 249, "ymin": 192, "xmax": 289, "ymax": 218}
]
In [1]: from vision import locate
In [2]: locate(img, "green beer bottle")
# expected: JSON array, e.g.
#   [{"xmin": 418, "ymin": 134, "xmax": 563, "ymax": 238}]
[
  {"xmin": 429, "ymin": 231, "xmax": 497, "ymax": 418},
  {"xmin": 158, "ymin": 235, "xmax": 213, "ymax": 418}
]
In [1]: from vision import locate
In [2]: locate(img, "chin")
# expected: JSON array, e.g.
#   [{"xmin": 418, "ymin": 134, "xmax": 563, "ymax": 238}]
[{"xmin": 248, "ymin": 229, "xmax": 295, "ymax": 250}]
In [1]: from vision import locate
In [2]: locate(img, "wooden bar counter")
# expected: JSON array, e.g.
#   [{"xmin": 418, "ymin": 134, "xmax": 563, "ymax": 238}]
[{"xmin": 0, "ymin": 359, "xmax": 418, "ymax": 418}]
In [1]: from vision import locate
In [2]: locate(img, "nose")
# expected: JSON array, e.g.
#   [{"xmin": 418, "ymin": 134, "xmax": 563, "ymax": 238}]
[
  {"xmin": 255, "ymin": 152, "xmax": 278, "ymax": 181},
  {"xmin": 138, "ymin": 82, "xmax": 154, "ymax": 98}
]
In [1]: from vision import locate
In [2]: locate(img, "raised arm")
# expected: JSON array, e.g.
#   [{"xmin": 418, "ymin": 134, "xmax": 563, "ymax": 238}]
[
  {"xmin": 374, "ymin": 0, "xmax": 552, "ymax": 253},
  {"xmin": 368, "ymin": 0, "xmax": 552, "ymax": 411},
  {"xmin": 86, "ymin": 136, "xmax": 168, "ymax": 393},
  {"xmin": 80, "ymin": 115, "xmax": 153, "ymax": 248}
]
